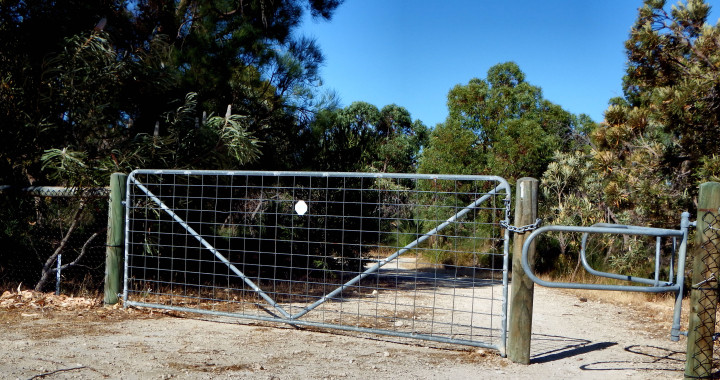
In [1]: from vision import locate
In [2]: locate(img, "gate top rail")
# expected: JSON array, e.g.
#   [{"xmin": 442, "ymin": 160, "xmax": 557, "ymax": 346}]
[
  {"xmin": 128, "ymin": 169, "xmax": 512, "ymax": 188},
  {"xmin": 520, "ymin": 219, "xmax": 689, "ymax": 293}
]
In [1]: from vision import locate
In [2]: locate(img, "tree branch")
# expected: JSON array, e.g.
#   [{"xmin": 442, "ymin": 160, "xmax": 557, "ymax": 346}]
[
  {"xmin": 28, "ymin": 366, "xmax": 86, "ymax": 379},
  {"xmin": 34, "ymin": 200, "xmax": 86, "ymax": 291},
  {"xmin": 59, "ymin": 230, "xmax": 101, "ymax": 271}
]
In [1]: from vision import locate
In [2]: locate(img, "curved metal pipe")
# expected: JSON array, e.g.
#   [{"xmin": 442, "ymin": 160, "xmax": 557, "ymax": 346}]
[
  {"xmin": 519, "ymin": 212, "xmax": 691, "ymax": 341},
  {"xmin": 521, "ymin": 224, "xmax": 683, "ymax": 292}
]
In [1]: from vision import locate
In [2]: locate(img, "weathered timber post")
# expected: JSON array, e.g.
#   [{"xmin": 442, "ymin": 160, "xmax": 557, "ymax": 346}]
[
  {"xmin": 508, "ymin": 177, "xmax": 538, "ymax": 364},
  {"xmin": 685, "ymin": 182, "xmax": 720, "ymax": 379},
  {"xmin": 104, "ymin": 173, "xmax": 127, "ymax": 305}
]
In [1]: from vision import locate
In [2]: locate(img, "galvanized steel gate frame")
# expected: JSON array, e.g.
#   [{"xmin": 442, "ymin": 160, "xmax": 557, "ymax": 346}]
[{"xmin": 122, "ymin": 170, "xmax": 512, "ymax": 354}]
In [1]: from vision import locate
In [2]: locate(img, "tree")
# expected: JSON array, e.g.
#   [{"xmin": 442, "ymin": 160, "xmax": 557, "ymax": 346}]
[
  {"xmin": 419, "ymin": 62, "xmax": 589, "ymax": 180},
  {"xmin": 586, "ymin": 0, "xmax": 720, "ymax": 230},
  {"xmin": 624, "ymin": 0, "xmax": 720, "ymax": 173},
  {"xmin": 0, "ymin": 0, "xmax": 344, "ymax": 187},
  {"xmin": 417, "ymin": 120, "xmax": 481, "ymax": 176},
  {"xmin": 540, "ymin": 150, "xmax": 606, "ymax": 275},
  {"xmin": 628, "ymin": 0, "xmax": 720, "ymax": 183},
  {"xmin": 306, "ymin": 101, "xmax": 427, "ymax": 172},
  {"xmin": 0, "ymin": 0, "xmax": 343, "ymax": 291},
  {"xmin": 130, "ymin": 0, "xmax": 342, "ymax": 170},
  {"xmin": 534, "ymin": 0, "xmax": 720, "ymax": 277}
]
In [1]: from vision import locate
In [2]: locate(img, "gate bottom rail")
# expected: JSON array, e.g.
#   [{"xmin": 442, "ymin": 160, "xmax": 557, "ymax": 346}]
[{"xmin": 124, "ymin": 300, "xmax": 503, "ymax": 350}]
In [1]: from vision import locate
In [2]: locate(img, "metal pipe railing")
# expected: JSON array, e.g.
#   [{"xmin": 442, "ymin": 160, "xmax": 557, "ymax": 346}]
[{"xmin": 520, "ymin": 212, "xmax": 690, "ymax": 341}]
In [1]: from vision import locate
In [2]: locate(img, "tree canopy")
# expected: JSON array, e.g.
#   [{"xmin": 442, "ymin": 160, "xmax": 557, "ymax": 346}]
[
  {"xmin": 6, "ymin": 0, "xmax": 720, "ymax": 281},
  {"xmin": 0, "ymin": 0, "xmax": 342, "ymax": 186},
  {"xmin": 305, "ymin": 101, "xmax": 428, "ymax": 172},
  {"xmin": 419, "ymin": 62, "xmax": 591, "ymax": 180},
  {"xmin": 579, "ymin": 0, "xmax": 720, "ymax": 230},
  {"xmin": 535, "ymin": 0, "xmax": 720, "ymax": 276}
]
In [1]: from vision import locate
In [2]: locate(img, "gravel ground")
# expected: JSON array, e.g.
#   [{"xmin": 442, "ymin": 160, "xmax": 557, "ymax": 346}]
[{"xmin": 0, "ymin": 285, "xmax": 689, "ymax": 379}]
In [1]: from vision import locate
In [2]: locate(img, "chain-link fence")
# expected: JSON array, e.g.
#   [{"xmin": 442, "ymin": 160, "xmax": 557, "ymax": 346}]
[
  {"xmin": 0, "ymin": 187, "xmax": 109, "ymax": 295},
  {"xmin": 686, "ymin": 211, "xmax": 720, "ymax": 378}
]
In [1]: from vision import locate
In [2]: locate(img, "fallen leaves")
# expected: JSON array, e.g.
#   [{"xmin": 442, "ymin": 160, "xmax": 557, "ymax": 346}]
[{"xmin": 0, "ymin": 289, "xmax": 100, "ymax": 311}]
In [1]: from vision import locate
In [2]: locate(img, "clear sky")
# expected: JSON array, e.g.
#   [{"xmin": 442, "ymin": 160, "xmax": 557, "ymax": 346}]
[{"xmin": 300, "ymin": 0, "xmax": 720, "ymax": 127}]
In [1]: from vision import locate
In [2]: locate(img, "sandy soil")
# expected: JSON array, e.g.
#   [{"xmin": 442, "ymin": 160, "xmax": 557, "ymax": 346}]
[{"xmin": 0, "ymin": 285, "xmax": 688, "ymax": 380}]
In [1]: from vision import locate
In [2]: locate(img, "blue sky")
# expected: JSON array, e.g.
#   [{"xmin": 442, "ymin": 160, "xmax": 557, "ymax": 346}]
[{"xmin": 300, "ymin": 0, "xmax": 720, "ymax": 127}]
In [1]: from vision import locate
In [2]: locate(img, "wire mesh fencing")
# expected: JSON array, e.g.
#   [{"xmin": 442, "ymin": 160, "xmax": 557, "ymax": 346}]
[
  {"xmin": 0, "ymin": 187, "xmax": 109, "ymax": 295},
  {"xmin": 686, "ymin": 211, "xmax": 720, "ymax": 378},
  {"xmin": 124, "ymin": 170, "xmax": 511, "ymax": 352}
]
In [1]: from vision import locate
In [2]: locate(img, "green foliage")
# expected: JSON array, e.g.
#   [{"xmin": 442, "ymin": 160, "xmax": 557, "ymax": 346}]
[
  {"xmin": 41, "ymin": 149, "xmax": 90, "ymax": 186},
  {"xmin": 418, "ymin": 121, "xmax": 481, "ymax": 175},
  {"xmin": 535, "ymin": 0, "xmax": 720, "ymax": 276},
  {"xmin": 0, "ymin": 0, "xmax": 343, "ymax": 187},
  {"xmin": 622, "ymin": 0, "xmax": 720, "ymax": 187},
  {"xmin": 0, "ymin": 0, "xmax": 344, "ymax": 289},
  {"xmin": 580, "ymin": 0, "xmax": 719, "ymax": 231},
  {"xmin": 418, "ymin": 62, "xmax": 588, "ymax": 180},
  {"xmin": 306, "ymin": 101, "xmax": 428, "ymax": 172},
  {"xmin": 698, "ymin": 155, "xmax": 720, "ymax": 182},
  {"xmin": 539, "ymin": 151, "xmax": 608, "ymax": 275}
]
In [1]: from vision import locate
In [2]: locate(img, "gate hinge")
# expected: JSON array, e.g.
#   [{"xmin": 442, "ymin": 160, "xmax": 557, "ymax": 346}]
[{"xmin": 500, "ymin": 218, "xmax": 542, "ymax": 233}]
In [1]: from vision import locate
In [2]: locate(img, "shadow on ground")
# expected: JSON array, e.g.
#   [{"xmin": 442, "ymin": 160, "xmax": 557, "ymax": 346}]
[{"xmin": 529, "ymin": 333, "xmax": 684, "ymax": 374}]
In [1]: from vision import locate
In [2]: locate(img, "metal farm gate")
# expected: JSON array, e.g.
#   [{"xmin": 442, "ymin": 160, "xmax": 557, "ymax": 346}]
[{"xmin": 122, "ymin": 170, "xmax": 511, "ymax": 353}]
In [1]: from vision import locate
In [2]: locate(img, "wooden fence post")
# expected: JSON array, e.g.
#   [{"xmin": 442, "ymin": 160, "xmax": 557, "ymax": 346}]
[
  {"xmin": 104, "ymin": 173, "xmax": 127, "ymax": 305},
  {"xmin": 685, "ymin": 181, "xmax": 720, "ymax": 379},
  {"xmin": 508, "ymin": 177, "xmax": 538, "ymax": 364}
]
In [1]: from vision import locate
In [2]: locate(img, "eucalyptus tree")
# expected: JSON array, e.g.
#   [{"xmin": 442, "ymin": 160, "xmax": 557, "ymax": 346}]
[
  {"xmin": 0, "ymin": 0, "xmax": 343, "ymax": 291},
  {"xmin": 0, "ymin": 0, "xmax": 343, "ymax": 186},
  {"xmin": 418, "ymin": 62, "xmax": 588, "ymax": 181}
]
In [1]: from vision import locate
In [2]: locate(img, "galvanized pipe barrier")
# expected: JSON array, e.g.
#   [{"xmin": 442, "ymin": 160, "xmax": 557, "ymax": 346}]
[
  {"xmin": 292, "ymin": 183, "xmax": 509, "ymax": 320},
  {"xmin": 521, "ymin": 212, "xmax": 690, "ymax": 341},
  {"xmin": 124, "ymin": 176, "xmax": 293, "ymax": 318}
]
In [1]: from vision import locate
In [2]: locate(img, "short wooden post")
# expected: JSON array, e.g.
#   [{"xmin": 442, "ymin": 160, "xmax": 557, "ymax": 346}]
[
  {"xmin": 685, "ymin": 182, "xmax": 720, "ymax": 379},
  {"xmin": 508, "ymin": 177, "xmax": 538, "ymax": 364},
  {"xmin": 104, "ymin": 173, "xmax": 127, "ymax": 305}
]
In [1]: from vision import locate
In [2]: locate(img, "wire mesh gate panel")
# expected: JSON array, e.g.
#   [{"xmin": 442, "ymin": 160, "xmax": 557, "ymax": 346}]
[{"xmin": 123, "ymin": 170, "xmax": 511, "ymax": 353}]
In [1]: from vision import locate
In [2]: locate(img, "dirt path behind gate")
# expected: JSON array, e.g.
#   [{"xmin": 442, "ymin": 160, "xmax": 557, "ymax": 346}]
[{"xmin": 0, "ymin": 285, "xmax": 688, "ymax": 379}]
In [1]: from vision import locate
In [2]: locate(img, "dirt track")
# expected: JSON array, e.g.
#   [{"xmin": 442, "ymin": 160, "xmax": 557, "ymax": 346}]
[{"xmin": 0, "ymin": 286, "xmax": 687, "ymax": 379}]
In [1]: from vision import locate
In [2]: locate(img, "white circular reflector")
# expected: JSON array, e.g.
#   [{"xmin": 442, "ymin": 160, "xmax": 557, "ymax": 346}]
[{"xmin": 295, "ymin": 200, "xmax": 308, "ymax": 215}]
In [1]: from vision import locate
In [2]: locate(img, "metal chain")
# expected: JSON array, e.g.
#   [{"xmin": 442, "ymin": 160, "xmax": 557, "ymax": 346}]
[
  {"xmin": 500, "ymin": 199, "xmax": 542, "ymax": 233},
  {"xmin": 500, "ymin": 218, "xmax": 542, "ymax": 233}
]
